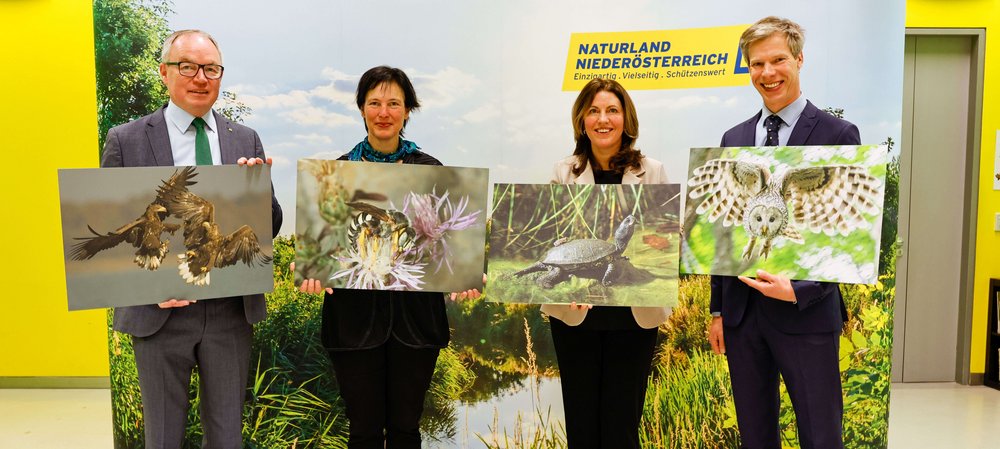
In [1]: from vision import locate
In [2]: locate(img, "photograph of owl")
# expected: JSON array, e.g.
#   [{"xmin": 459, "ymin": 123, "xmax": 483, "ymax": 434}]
[
  {"xmin": 681, "ymin": 145, "xmax": 888, "ymax": 284},
  {"xmin": 688, "ymin": 159, "xmax": 882, "ymax": 259}
]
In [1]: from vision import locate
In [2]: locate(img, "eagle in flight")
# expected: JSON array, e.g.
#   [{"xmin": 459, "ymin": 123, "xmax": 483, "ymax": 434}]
[
  {"xmin": 159, "ymin": 177, "xmax": 271, "ymax": 286},
  {"xmin": 70, "ymin": 203, "xmax": 179, "ymax": 270},
  {"xmin": 69, "ymin": 167, "xmax": 197, "ymax": 270},
  {"xmin": 71, "ymin": 166, "xmax": 271, "ymax": 285}
]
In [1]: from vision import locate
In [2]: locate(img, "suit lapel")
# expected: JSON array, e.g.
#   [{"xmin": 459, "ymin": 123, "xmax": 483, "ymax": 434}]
[
  {"xmin": 738, "ymin": 113, "xmax": 760, "ymax": 146},
  {"xmin": 788, "ymin": 100, "xmax": 818, "ymax": 146},
  {"xmin": 145, "ymin": 107, "xmax": 175, "ymax": 166},
  {"xmin": 622, "ymin": 165, "xmax": 645, "ymax": 184},
  {"xmin": 215, "ymin": 111, "xmax": 239, "ymax": 165},
  {"xmin": 574, "ymin": 160, "xmax": 596, "ymax": 184}
]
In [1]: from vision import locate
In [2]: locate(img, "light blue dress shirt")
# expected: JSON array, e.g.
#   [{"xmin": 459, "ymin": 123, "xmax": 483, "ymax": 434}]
[
  {"xmin": 754, "ymin": 95, "xmax": 807, "ymax": 146},
  {"xmin": 164, "ymin": 101, "xmax": 222, "ymax": 166}
]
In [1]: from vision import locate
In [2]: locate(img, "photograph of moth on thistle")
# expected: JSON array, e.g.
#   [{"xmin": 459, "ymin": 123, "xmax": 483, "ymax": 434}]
[{"xmin": 295, "ymin": 159, "xmax": 488, "ymax": 293}]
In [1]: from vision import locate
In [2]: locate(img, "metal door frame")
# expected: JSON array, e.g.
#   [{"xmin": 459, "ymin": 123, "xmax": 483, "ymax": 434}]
[{"xmin": 901, "ymin": 28, "xmax": 984, "ymax": 384}]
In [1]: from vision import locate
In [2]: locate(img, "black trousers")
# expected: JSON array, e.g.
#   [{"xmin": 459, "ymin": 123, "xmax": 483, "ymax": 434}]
[
  {"xmin": 724, "ymin": 296, "xmax": 843, "ymax": 449},
  {"xmin": 549, "ymin": 317, "xmax": 658, "ymax": 449},
  {"xmin": 327, "ymin": 338, "xmax": 440, "ymax": 449}
]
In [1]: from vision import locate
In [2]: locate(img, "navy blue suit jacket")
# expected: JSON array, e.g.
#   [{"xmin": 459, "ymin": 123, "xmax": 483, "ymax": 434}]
[{"xmin": 711, "ymin": 100, "xmax": 860, "ymax": 334}]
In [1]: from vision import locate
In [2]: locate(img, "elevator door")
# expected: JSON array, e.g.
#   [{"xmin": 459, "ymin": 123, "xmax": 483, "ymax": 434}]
[{"xmin": 893, "ymin": 34, "xmax": 975, "ymax": 382}]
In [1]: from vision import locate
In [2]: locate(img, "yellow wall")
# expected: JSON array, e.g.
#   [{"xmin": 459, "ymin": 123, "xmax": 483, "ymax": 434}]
[
  {"xmin": 0, "ymin": 2, "xmax": 108, "ymax": 376},
  {"xmin": 907, "ymin": 0, "xmax": 1000, "ymax": 374},
  {"xmin": 0, "ymin": 0, "xmax": 995, "ymax": 379}
]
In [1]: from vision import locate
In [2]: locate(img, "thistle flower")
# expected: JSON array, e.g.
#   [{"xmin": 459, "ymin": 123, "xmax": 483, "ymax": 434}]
[
  {"xmin": 402, "ymin": 188, "xmax": 481, "ymax": 274},
  {"xmin": 330, "ymin": 235, "xmax": 425, "ymax": 290}
]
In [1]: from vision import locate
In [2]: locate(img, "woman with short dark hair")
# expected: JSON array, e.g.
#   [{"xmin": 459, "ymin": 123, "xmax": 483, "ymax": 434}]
[{"xmin": 298, "ymin": 65, "xmax": 478, "ymax": 449}]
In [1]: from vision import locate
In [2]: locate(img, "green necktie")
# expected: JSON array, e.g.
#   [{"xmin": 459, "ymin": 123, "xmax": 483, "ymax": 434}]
[{"xmin": 191, "ymin": 117, "xmax": 213, "ymax": 165}]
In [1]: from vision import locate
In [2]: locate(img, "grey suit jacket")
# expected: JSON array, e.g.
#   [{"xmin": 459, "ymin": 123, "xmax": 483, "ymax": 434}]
[{"xmin": 102, "ymin": 106, "xmax": 283, "ymax": 337}]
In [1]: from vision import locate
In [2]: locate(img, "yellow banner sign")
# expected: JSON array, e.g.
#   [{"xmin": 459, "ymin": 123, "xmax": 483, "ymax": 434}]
[{"xmin": 563, "ymin": 25, "xmax": 751, "ymax": 91}]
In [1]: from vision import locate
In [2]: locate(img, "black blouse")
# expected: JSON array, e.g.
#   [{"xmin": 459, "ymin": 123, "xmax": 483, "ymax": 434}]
[
  {"xmin": 575, "ymin": 167, "xmax": 640, "ymax": 331},
  {"xmin": 320, "ymin": 150, "xmax": 451, "ymax": 351}
]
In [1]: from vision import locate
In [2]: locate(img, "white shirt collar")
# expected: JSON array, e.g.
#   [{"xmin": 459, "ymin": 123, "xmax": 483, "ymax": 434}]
[
  {"xmin": 164, "ymin": 101, "xmax": 217, "ymax": 134},
  {"xmin": 761, "ymin": 94, "xmax": 807, "ymax": 127}
]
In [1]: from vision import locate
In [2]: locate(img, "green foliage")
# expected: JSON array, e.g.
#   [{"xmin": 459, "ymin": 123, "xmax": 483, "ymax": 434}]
[
  {"xmin": 93, "ymin": 0, "xmax": 172, "ymax": 153},
  {"xmin": 659, "ymin": 275, "xmax": 713, "ymax": 365},
  {"xmin": 109, "ymin": 236, "xmax": 477, "ymax": 448},
  {"xmin": 471, "ymin": 317, "xmax": 566, "ymax": 449},
  {"xmin": 878, "ymin": 140, "xmax": 900, "ymax": 274},
  {"xmin": 478, "ymin": 407, "xmax": 567, "ymax": 449},
  {"xmin": 839, "ymin": 276, "xmax": 894, "ymax": 448},
  {"xmin": 641, "ymin": 350, "xmax": 740, "ymax": 449},
  {"xmin": 217, "ymin": 91, "xmax": 253, "ymax": 124},
  {"xmin": 821, "ymin": 107, "xmax": 845, "ymax": 119},
  {"xmin": 107, "ymin": 311, "xmax": 144, "ymax": 449},
  {"xmin": 423, "ymin": 347, "xmax": 478, "ymax": 441},
  {"xmin": 639, "ymin": 268, "xmax": 896, "ymax": 448},
  {"xmin": 108, "ymin": 243, "xmax": 895, "ymax": 449},
  {"xmin": 491, "ymin": 183, "xmax": 679, "ymax": 260},
  {"xmin": 447, "ymin": 299, "xmax": 559, "ymax": 389}
]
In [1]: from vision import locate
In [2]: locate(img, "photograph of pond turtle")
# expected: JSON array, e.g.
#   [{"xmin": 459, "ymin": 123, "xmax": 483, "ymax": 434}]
[
  {"xmin": 488, "ymin": 183, "xmax": 680, "ymax": 307},
  {"xmin": 681, "ymin": 145, "xmax": 887, "ymax": 284}
]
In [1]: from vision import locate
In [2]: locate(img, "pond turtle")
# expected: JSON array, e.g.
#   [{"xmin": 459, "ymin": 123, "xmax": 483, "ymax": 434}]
[{"xmin": 513, "ymin": 215, "xmax": 636, "ymax": 288}]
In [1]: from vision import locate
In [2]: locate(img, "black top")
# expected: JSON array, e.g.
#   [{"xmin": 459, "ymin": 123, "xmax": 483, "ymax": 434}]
[
  {"xmin": 320, "ymin": 150, "xmax": 451, "ymax": 350},
  {"xmin": 592, "ymin": 169, "xmax": 624, "ymax": 184},
  {"xmin": 575, "ymin": 166, "xmax": 640, "ymax": 331}
]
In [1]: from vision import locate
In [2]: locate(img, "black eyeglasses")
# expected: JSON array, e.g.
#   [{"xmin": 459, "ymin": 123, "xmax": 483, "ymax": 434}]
[{"xmin": 164, "ymin": 62, "xmax": 225, "ymax": 80}]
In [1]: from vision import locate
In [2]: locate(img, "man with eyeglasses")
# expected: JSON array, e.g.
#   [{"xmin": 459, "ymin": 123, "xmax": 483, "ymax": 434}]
[{"xmin": 101, "ymin": 29, "xmax": 281, "ymax": 449}]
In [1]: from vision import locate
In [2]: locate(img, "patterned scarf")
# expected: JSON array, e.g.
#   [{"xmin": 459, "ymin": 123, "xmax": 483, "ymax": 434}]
[{"xmin": 346, "ymin": 137, "xmax": 420, "ymax": 162}]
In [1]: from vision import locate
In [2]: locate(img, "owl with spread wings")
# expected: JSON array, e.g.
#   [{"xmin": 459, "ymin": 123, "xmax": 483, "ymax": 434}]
[{"xmin": 687, "ymin": 159, "xmax": 882, "ymax": 260}]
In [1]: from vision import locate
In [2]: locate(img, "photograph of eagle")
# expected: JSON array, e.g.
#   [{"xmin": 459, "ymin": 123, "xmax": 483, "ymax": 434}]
[
  {"xmin": 69, "ymin": 166, "xmax": 271, "ymax": 286},
  {"xmin": 69, "ymin": 167, "xmax": 196, "ymax": 270},
  {"xmin": 69, "ymin": 202, "xmax": 180, "ymax": 270}
]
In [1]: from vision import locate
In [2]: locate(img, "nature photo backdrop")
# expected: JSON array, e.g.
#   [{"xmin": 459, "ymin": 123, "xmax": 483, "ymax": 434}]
[{"xmin": 95, "ymin": 0, "xmax": 903, "ymax": 447}]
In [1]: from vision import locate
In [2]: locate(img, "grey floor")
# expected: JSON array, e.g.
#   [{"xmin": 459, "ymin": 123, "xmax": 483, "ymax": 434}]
[{"xmin": 1, "ymin": 383, "xmax": 998, "ymax": 448}]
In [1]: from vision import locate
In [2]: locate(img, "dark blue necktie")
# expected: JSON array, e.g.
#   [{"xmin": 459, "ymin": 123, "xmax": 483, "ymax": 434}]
[{"xmin": 763, "ymin": 114, "xmax": 783, "ymax": 146}]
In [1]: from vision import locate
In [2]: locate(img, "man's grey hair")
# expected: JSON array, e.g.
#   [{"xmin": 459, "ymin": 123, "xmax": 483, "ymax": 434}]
[
  {"xmin": 160, "ymin": 29, "xmax": 223, "ymax": 63},
  {"xmin": 739, "ymin": 16, "xmax": 805, "ymax": 64}
]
